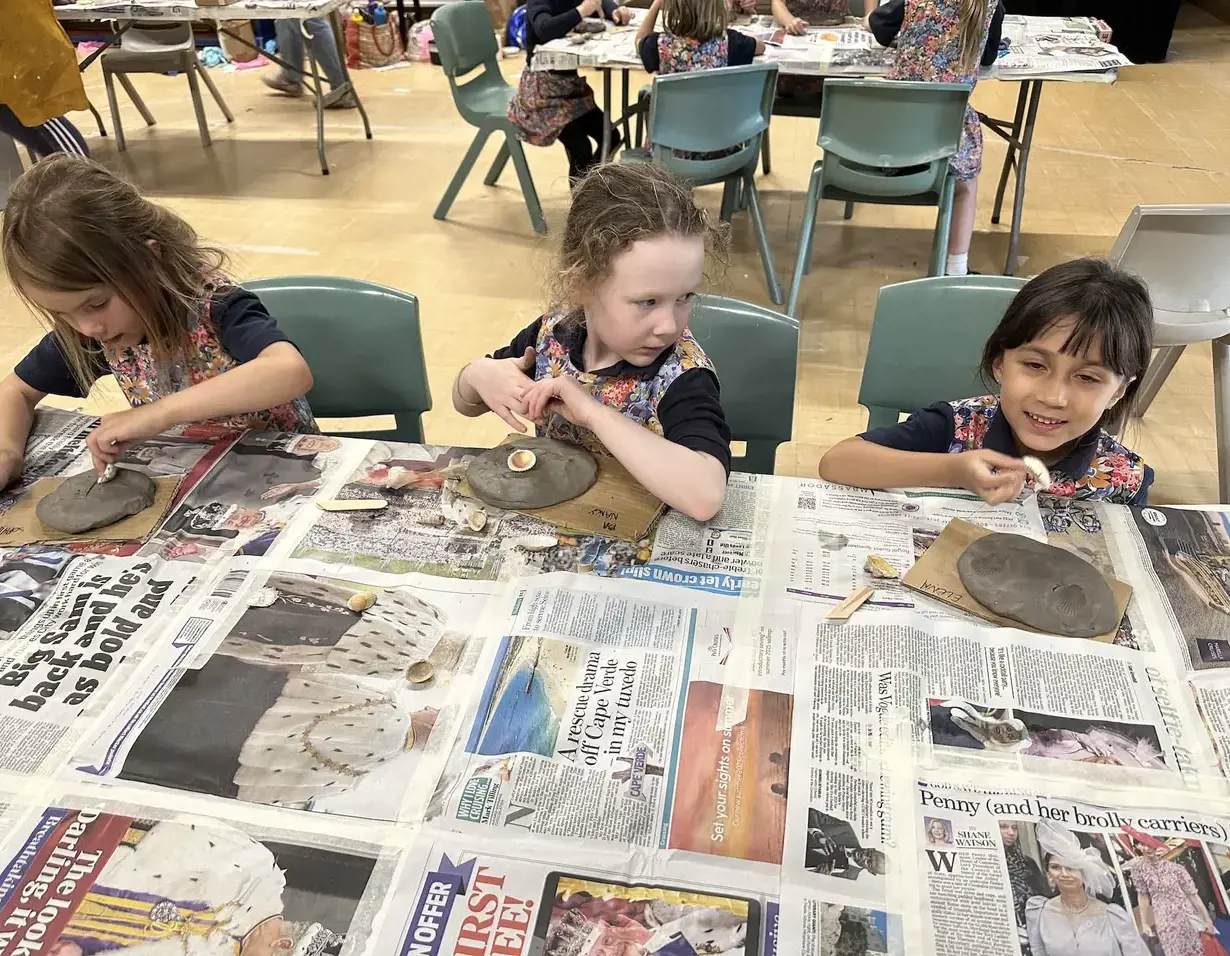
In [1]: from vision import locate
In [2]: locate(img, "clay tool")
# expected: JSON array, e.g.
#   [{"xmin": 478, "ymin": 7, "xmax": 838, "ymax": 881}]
[
  {"xmin": 827, "ymin": 585, "xmax": 874, "ymax": 621},
  {"xmin": 315, "ymin": 499, "xmax": 389, "ymax": 512}
]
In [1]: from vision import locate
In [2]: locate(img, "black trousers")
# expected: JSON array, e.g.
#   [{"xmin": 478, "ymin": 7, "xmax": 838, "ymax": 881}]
[
  {"xmin": 557, "ymin": 106, "xmax": 619, "ymax": 182},
  {"xmin": 0, "ymin": 105, "xmax": 89, "ymax": 159}
]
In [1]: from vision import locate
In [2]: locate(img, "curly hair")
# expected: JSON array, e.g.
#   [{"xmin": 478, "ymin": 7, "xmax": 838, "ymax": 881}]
[{"xmin": 547, "ymin": 162, "xmax": 729, "ymax": 314}]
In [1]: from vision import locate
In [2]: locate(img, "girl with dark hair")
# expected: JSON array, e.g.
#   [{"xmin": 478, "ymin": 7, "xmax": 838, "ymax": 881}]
[{"xmin": 820, "ymin": 258, "xmax": 1155, "ymax": 505}]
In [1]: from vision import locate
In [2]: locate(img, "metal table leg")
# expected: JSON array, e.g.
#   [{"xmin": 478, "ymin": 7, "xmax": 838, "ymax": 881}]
[
  {"xmin": 1001, "ymin": 80, "xmax": 1044, "ymax": 276},
  {"xmin": 990, "ymin": 82, "xmax": 1029, "ymax": 225},
  {"xmin": 76, "ymin": 20, "xmax": 134, "ymax": 72},
  {"xmin": 396, "ymin": 0, "xmax": 409, "ymax": 48},
  {"xmin": 620, "ymin": 69, "xmax": 631, "ymax": 145},
  {"xmin": 331, "ymin": 9, "xmax": 373, "ymax": 142},
  {"xmin": 601, "ymin": 68, "xmax": 613, "ymax": 162}
]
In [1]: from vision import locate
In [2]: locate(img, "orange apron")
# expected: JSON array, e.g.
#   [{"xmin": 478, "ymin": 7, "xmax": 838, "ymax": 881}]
[{"xmin": 0, "ymin": 0, "xmax": 88, "ymax": 127}]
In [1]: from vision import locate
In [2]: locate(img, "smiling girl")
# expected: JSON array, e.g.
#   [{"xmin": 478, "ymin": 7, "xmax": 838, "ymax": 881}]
[
  {"xmin": 0, "ymin": 157, "xmax": 316, "ymax": 489},
  {"xmin": 820, "ymin": 259, "xmax": 1155, "ymax": 505},
  {"xmin": 453, "ymin": 163, "xmax": 732, "ymax": 521}
]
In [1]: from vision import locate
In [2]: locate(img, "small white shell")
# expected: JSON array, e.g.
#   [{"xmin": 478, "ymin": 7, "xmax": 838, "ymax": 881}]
[
  {"xmin": 248, "ymin": 587, "xmax": 279, "ymax": 608},
  {"xmin": 516, "ymin": 534, "xmax": 559, "ymax": 552},
  {"xmin": 406, "ymin": 660, "xmax": 436, "ymax": 684},
  {"xmin": 1022, "ymin": 455, "xmax": 1052, "ymax": 491},
  {"xmin": 508, "ymin": 449, "xmax": 537, "ymax": 472},
  {"xmin": 467, "ymin": 508, "xmax": 488, "ymax": 532}
]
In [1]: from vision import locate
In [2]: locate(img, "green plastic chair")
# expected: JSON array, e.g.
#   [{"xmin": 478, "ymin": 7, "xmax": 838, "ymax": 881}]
[
  {"xmin": 689, "ymin": 295, "xmax": 799, "ymax": 474},
  {"xmin": 860, "ymin": 275, "xmax": 1025, "ymax": 429},
  {"xmin": 623, "ymin": 64, "xmax": 783, "ymax": 304},
  {"xmin": 244, "ymin": 276, "xmax": 433, "ymax": 443},
  {"xmin": 431, "ymin": 1, "xmax": 546, "ymax": 235},
  {"xmin": 786, "ymin": 78, "xmax": 973, "ymax": 317}
]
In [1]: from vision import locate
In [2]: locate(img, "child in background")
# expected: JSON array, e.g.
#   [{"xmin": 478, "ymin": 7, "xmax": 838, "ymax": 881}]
[
  {"xmin": 869, "ymin": 0, "xmax": 1005, "ymax": 276},
  {"xmin": 453, "ymin": 163, "xmax": 732, "ymax": 521},
  {"xmin": 819, "ymin": 259, "xmax": 1155, "ymax": 505},
  {"xmin": 637, "ymin": 0, "xmax": 765, "ymax": 75},
  {"xmin": 509, "ymin": 0, "xmax": 633, "ymax": 184},
  {"xmin": 0, "ymin": 156, "xmax": 316, "ymax": 489}
]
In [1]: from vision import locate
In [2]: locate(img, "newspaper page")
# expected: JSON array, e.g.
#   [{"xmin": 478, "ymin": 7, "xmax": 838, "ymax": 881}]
[
  {"xmin": 911, "ymin": 777, "xmax": 1230, "ymax": 956},
  {"xmin": 996, "ymin": 14, "xmax": 1130, "ymax": 74},
  {"xmin": 426, "ymin": 572, "xmax": 794, "ymax": 873},
  {"xmin": 0, "ymin": 554, "xmax": 199, "ymax": 776},
  {"xmin": 69, "ymin": 556, "xmax": 501, "ymax": 824}
]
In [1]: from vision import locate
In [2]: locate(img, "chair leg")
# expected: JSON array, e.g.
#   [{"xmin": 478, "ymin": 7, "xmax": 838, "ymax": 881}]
[
  {"xmin": 195, "ymin": 60, "xmax": 234, "ymax": 123},
  {"xmin": 116, "ymin": 74, "xmax": 156, "ymax": 126},
  {"xmin": 1134, "ymin": 345, "xmax": 1185, "ymax": 418},
  {"xmin": 434, "ymin": 128, "xmax": 492, "ymax": 221},
  {"xmin": 786, "ymin": 164, "xmax": 823, "ymax": 317},
  {"xmin": 505, "ymin": 135, "xmax": 547, "ymax": 235},
  {"xmin": 761, "ymin": 132, "xmax": 771, "ymax": 176},
  {"xmin": 103, "ymin": 71, "xmax": 127, "ymax": 152},
  {"xmin": 743, "ymin": 170, "xmax": 782, "ymax": 306},
  {"xmin": 930, "ymin": 174, "xmax": 956, "ymax": 277},
  {"xmin": 87, "ymin": 99, "xmax": 107, "ymax": 137},
  {"xmin": 719, "ymin": 180, "xmax": 737, "ymax": 223},
  {"xmin": 483, "ymin": 141, "xmax": 510, "ymax": 186},
  {"xmin": 1214, "ymin": 336, "xmax": 1230, "ymax": 504},
  {"xmin": 184, "ymin": 65, "xmax": 212, "ymax": 147},
  {"xmin": 842, "ymin": 201, "xmax": 854, "ymax": 220}
]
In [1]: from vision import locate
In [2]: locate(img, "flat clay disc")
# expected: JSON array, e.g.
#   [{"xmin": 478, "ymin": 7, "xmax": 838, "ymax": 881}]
[
  {"xmin": 35, "ymin": 468, "xmax": 157, "ymax": 534},
  {"xmin": 467, "ymin": 437, "xmax": 598, "ymax": 510},
  {"xmin": 957, "ymin": 533, "xmax": 1120, "ymax": 638}
]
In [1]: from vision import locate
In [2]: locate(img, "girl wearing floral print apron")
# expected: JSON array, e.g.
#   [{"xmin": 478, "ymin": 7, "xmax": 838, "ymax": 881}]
[
  {"xmin": 0, "ymin": 156, "xmax": 317, "ymax": 489},
  {"xmin": 770, "ymin": 0, "xmax": 853, "ymax": 98},
  {"xmin": 869, "ymin": 0, "xmax": 1006, "ymax": 274},
  {"xmin": 509, "ymin": 0, "xmax": 633, "ymax": 182}
]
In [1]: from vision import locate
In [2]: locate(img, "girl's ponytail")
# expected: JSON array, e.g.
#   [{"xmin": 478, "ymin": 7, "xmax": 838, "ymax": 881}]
[{"xmin": 957, "ymin": 0, "xmax": 993, "ymax": 73}]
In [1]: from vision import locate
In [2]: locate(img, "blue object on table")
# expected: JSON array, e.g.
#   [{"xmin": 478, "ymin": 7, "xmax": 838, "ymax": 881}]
[
  {"xmin": 431, "ymin": 0, "xmax": 547, "ymax": 234},
  {"xmin": 785, "ymin": 78, "xmax": 972, "ymax": 316},
  {"xmin": 507, "ymin": 5, "xmax": 527, "ymax": 49},
  {"xmin": 858, "ymin": 275, "xmax": 1025, "ymax": 430},
  {"xmin": 242, "ymin": 276, "xmax": 434, "ymax": 443},
  {"xmin": 623, "ymin": 63, "xmax": 783, "ymax": 304},
  {"xmin": 688, "ymin": 295, "xmax": 799, "ymax": 475}
]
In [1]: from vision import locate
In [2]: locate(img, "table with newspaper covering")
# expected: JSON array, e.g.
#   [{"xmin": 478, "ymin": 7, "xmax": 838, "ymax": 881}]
[
  {"xmin": 533, "ymin": 13, "xmax": 1134, "ymax": 277},
  {"xmin": 3, "ymin": 408, "xmax": 1230, "ymax": 956}
]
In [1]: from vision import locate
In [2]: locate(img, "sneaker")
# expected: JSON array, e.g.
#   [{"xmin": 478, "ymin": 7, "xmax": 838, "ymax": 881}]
[
  {"xmin": 263, "ymin": 73, "xmax": 305, "ymax": 98},
  {"xmin": 323, "ymin": 89, "xmax": 358, "ymax": 110}
]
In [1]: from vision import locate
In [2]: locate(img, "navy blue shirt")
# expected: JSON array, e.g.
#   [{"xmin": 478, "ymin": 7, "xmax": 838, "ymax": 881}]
[
  {"xmin": 15, "ymin": 288, "xmax": 290, "ymax": 398},
  {"xmin": 637, "ymin": 29, "xmax": 758, "ymax": 73},
  {"xmin": 861, "ymin": 397, "xmax": 1154, "ymax": 506}
]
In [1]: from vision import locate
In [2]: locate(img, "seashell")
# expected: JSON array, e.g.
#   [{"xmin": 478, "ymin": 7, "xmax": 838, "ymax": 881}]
[
  {"xmin": 347, "ymin": 591, "xmax": 377, "ymax": 612},
  {"xmin": 863, "ymin": 554, "xmax": 898, "ymax": 579},
  {"xmin": 419, "ymin": 513, "xmax": 446, "ymax": 527},
  {"xmin": 507, "ymin": 449, "xmax": 537, "ymax": 472},
  {"xmin": 467, "ymin": 508, "xmax": 488, "ymax": 532},
  {"xmin": 1023, "ymin": 455, "xmax": 1052, "ymax": 492},
  {"xmin": 516, "ymin": 534, "xmax": 558, "ymax": 552},
  {"xmin": 248, "ymin": 587, "xmax": 279, "ymax": 608},
  {"xmin": 406, "ymin": 660, "xmax": 435, "ymax": 684}
]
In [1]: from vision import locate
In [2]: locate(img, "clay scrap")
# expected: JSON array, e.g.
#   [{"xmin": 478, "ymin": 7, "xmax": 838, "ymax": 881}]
[
  {"xmin": 35, "ymin": 468, "xmax": 157, "ymax": 534},
  {"xmin": 467, "ymin": 437, "xmax": 598, "ymax": 510}
]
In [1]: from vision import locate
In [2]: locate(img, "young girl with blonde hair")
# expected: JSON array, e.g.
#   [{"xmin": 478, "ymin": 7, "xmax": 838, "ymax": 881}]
[
  {"xmin": 636, "ymin": 0, "xmax": 764, "ymax": 76},
  {"xmin": 868, "ymin": 0, "xmax": 1006, "ymax": 275},
  {"xmin": 453, "ymin": 163, "xmax": 732, "ymax": 521},
  {"xmin": 0, "ymin": 156, "xmax": 316, "ymax": 488}
]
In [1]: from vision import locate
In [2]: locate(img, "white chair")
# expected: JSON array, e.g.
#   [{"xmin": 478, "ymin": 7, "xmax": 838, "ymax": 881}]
[
  {"xmin": 1109, "ymin": 204, "xmax": 1230, "ymax": 502},
  {"xmin": 102, "ymin": 22, "xmax": 234, "ymax": 150}
]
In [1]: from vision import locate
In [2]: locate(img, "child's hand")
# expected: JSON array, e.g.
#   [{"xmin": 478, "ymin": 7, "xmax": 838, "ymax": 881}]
[
  {"xmin": 464, "ymin": 349, "xmax": 536, "ymax": 433},
  {"xmin": 521, "ymin": 376, "xmax": 598, "ymax": 431},
  {"xmin": 785, "ymin": 15, "xmax": 807, "ymax": 34},
  {"xmin": 87, "ymin": 405, "xmax": 173, "ymax": 473},
  {"xmin": 578, "ymin": 0, "xmax": 603, "ymax": 17},
  {"xmin": 736, "ymin": 0, "xmax": 757, "ymax": 13},
  {"xmin": 610, "ymin": 5, "xmax": 633, "ymax": 23},
  {"xmin": 0, "ymin": 449, "xmax": 23, "ymax": 490},
  {"xmin": 954, "ymin": 450, "xmax": 1027, "ymax": 506}
]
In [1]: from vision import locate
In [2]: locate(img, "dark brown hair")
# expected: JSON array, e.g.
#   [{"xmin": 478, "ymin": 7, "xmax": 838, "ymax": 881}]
[
  {"xmin": 979, "ymin": 258, "xmax": 1154, "ymax": 433},
  {"xmin": 2, "ymin": 155, "xmax": 227, "ymax": 393},
  {"xmin": 548, "ymin": 162, "xmax": 729, "ymax": 311}
]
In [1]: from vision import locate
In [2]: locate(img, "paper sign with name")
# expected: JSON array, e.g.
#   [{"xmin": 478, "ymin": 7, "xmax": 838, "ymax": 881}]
[{"xmin": 902, "ymin": 518, "xmax": 1131, "ymax": 643}]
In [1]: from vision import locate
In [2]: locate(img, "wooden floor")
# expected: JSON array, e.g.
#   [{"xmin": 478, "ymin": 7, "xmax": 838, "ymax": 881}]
[{"xmin": 3, "ymin": 6, "xmax": 1228, "ymax": 504}]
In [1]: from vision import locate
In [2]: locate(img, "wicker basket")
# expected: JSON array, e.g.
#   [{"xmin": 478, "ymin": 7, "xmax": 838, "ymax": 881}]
[{"xmin": 345, "ymin": 13, "xmax": 405, "ymax": 68}]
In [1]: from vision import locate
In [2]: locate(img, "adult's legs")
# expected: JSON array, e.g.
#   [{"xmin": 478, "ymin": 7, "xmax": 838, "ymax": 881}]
[
  {"xmin": 301, "ymin": 17, "xmax": 346, "ymax": 89},
  {"xmin": 946, "ymin": 176, "xmax": 978, "ymax": 276},
  {"xmin": 0, "ymin": 106, "xmax": 89, "ymax": 158},
  {"xmin": 267, "ymin": 20, "xmax": 307, "ymax": 95}
]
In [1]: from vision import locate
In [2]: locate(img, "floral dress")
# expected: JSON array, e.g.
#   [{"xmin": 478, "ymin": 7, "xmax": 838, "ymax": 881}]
[
  {"xmin": 508, "ymin": 71, "xmax": 598, "ymax": 146},
  {"xmin": 886, "ymin": 0, "xmax": 998, "ymax": 180},
  {"xmin": 532, "ymin": 312, "xmax": 717, "ymax": 453},
  {"xmin": 652, "ymin": 33, "xmax": 742, "ymax": 161},
  {"xmin": 101, "ymin": 285, "xmax": 316, "ymax": 433},
  {"xmin": 1131, "ymin": 858, "xmax": 1205, "ymax": 956}
]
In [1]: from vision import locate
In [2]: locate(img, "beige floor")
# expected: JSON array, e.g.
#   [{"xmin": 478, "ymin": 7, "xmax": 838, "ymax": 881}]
[{"xmin": 3, "ymin": 6, "xmax": 1228, "ymax": 504}]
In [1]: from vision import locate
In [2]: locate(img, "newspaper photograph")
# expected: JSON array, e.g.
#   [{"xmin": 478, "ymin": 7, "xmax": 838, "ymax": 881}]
[
  {"xmin": 0, "ymin": 546, "xmax": 77, "ymax": 639},
  {"xmin": 71, "ymin": 558, "xmax": 499, "ymax": 823},
  {"xmin": 370, "ymin": 827, "xmax": 781, "ymax": 956},
  {"xmin": 0, "ymin": 788, "xmax": 389, "ymax": 956},
  {"xmin": 2, "ymin": 409, "xmax": 95, "ymax": 510},
  {"xmin": 0, "ymin": 554, "xmax": 198, "ymax": 777},
  {"xmin": 913, "ymin": 779, "xmax": 1230, "ymax": 956},
  {"xmin": 427, "ymin": 573, "xmax": 793, "ymax": 867}
]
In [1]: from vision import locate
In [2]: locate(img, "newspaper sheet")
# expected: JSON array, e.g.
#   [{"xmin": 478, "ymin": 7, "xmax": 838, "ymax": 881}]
[{"xmin": 69, "ymin": 557, "xmax": 501, "ymax": 824}]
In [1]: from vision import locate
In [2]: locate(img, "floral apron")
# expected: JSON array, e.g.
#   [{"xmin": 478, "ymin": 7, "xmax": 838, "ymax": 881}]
[
  {"xmin": 507, "ymin": 70, "xmax": 597, "ymax": 146},
  {"xmin": 654, "ymin": 34, "xmax": 741, "ymax": 161}
]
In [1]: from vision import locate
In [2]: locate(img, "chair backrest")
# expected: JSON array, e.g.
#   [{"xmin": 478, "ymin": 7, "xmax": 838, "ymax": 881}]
[
  {"xmin": 689, "ymin": 295, "xmax": 799, "ymax": 475},
  {"xmin": 432, "ymin": 1, "xmax": 500, "ymax": 80},
  {"xmin": 243, "ymin": 276, "xmax": 433, "ymax": 444},
  {"xmin": 859, "ymin": 275, "xmax": 1025, "ymax": 430},
  {"xmin": 1108, "ymin": 205, "xmax": 1230, "ymax": 318},
  {"xmin": 648, "ymin": 63, "xmax": 779, "ymax": 180},
  {"xmin": 817, "ymin": 78, "xmax": 971, "ymax": 199}
]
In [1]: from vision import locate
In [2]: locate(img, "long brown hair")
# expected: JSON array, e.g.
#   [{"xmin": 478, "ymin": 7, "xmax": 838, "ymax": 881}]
[
  {"xmin": 957, "ymin": 0, "xmax": 994, "ymax": 73},
  {"xmin": 663, "ymin": 0, "xmax": 729, "ymax": 44},
  {"xmin": 2, "ymin": 156, "xmax": 227, "ymax": 394},
  {"xmin": 548, "ymin": 162, "xmax": 729, "ymax": 312}
]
